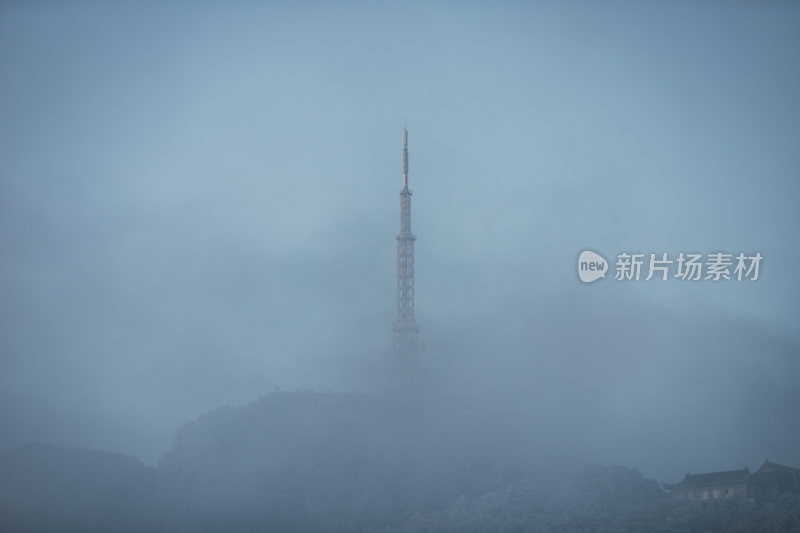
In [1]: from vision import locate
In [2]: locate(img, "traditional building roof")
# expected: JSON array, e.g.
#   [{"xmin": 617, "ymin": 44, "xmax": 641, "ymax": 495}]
[
  {"xmin": 666, "ymin": 468, "xmax": 750, "ymax": 489},
  {"xmin": 666, "ymin": 460, "xmax": 800, "ymax": 498},
  {"xmin": 756, "ymin": 460, "xmax": 800, "ymax": 474}
]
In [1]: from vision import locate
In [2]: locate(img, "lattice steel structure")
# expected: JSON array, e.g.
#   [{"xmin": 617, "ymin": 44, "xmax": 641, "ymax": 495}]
[{"xmin": 392, "ymin": 128, "xmax": 421, "ymax": 380}]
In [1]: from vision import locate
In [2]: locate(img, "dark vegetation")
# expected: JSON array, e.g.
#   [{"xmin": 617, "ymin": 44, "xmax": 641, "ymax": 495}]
[{"xmin": 1, "ymin": 392, "xmax": 798, "ymax": 532}]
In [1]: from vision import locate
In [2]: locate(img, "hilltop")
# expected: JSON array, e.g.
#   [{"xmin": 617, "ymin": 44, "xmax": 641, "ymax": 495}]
[{"xmin": 1, "ymin": 392, "xmax": 799, "ymax": 532}]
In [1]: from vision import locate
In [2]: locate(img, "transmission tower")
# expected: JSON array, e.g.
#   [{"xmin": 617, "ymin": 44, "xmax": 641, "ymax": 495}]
[{"xmin": 393, "ymin": 128, "xmax": 422, "ymax": 384}]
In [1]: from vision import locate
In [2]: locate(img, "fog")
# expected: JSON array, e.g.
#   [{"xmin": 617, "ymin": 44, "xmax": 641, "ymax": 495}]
[{"xmin": 1, "ymin": 2, "xmax": 799, "ymax": 524}]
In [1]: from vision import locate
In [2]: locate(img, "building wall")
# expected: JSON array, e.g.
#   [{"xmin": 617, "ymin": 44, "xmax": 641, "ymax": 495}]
[{"xmin": 673, "ymin": 482, "xmax": 748, "ymax": 500}]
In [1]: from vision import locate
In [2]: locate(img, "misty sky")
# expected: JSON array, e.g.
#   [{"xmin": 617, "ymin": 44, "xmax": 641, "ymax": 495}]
[{"xmin": 1, "ymin": 2, "xmax": 799, "ymax": 482}]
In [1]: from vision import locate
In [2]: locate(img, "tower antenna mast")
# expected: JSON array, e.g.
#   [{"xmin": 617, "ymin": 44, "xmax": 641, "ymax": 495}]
[{"xmin": 393, "ymin": 128, "xmax": 421, "ymax": 386}]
